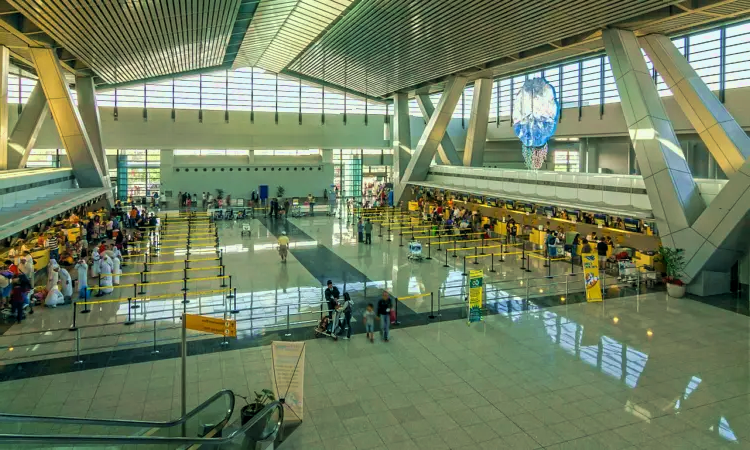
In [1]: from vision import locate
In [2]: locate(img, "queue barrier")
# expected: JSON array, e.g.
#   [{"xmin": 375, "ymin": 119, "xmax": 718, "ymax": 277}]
[
  {"xmin": 145, "ymin": 256, "xmax": 220, "ymax": 266},
  {"xmin": 384, "ymin": 291, "xmax": 437, "ymax": 322}
]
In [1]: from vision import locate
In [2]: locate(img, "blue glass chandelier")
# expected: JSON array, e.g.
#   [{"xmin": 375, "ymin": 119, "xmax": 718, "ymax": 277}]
[{"xmin": 512, "ymin": 78, "xmax": 560, "ymax": 170}]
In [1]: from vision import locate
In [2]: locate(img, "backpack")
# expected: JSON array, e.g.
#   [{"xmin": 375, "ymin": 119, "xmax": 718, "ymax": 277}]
[{"xmin": 343, "ymin": 292, "xmax": 353, "ymax": 313}]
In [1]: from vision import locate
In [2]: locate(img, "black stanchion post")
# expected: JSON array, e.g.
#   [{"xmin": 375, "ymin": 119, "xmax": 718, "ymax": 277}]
[
  {"xmin": 428, "ymin": 292, "xmax": 436, "ymax": 320},
  {"xmin": 452, "ymin": 238, "xmax": 458, "ymax": 258},
  {"xmin": 520, "ymin": 244, "xmax": 526, "ymax": 270},
  {"xmin": 393, "ymin": 297, "xmax": 401, "ymax": 326},
  {"xmin": 69, "ymin": 303, "xmax": 78, "ymax": 330},
  {"xmin": 443, "ymin": 249, "xmax": 449, "ymax": 268},
  {"xmin": 378, "ymin": 222, "xmax": 383, "ymax": 238},
  {"xmin": 500, "ymin": 242, "xmax": 505, "ymax": 263},
  {"xmin": 124, "ymin": 298, "xmax": 134, "ymax": 325},
  {"xmin": 221, "ymin": 274, "xmax": 228, "ymax": 288},
  {"xmin": 386, "ymin": 224, "xmax": 392, "ymax": 242},
  {"xmin": 399, "ymin": 232, "xmax": 403, "ymax": 247},
  {"xmin": 138, "ymin": 279, "xmax": 146, "ymax": 295},
  {"xmin": 426, "ymin": 236, "xmax": 432, "ymax": 260},
  {"xmin": 227, "ymin": 284, "xmax": 235, "ymax": 299},
  {"xmin": 182, "ymin": 290, "xmax": 189, "ymax": 304},
  {"xmin": 230, "ymin": 287, "xmax": 238, "ymax": 313},
  {"xmin": 546, "ymin": 253, "xmax": 552, "ymax": 278},
  {"xmin": 473, "ymin": 246, "xmax": 479, "ymax": 264},
  {"xmin": 184, "ymin": 267, "xmax": 189, "ymax": 281},
  {"xmin": 143, "ymin": 260, "xmax": 148, "ymax": 273},
  {"xmin": 462, "ymin": 257, "xmax": 467, "ymax": 276},
  {"xmin": 490, "ymin": 253, "xmax": 496, "ymax": 273},
  {"xmin": 570, "ymin": 252, "xmax": 576, "ymax": 276},
  {"xmin": 481, "ymin": 236, "xmax": 485, "ymax": 254}
]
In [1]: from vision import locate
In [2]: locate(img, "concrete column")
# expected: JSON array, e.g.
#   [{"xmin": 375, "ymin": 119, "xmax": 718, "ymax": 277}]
[
  {"xmin": 392, "ymin": 92, "xmax": 411, "ymax": 183},
  {"xmin": 578, "ymin": 139, "xmax": 587, "ymax": 173},
  {"xmin": 75, "ymin": 76, "xmax": 109, "ymax": 178},
  {"xmin": 587, "ymin": 140, "xmax": 599, "ymax": 173},
  {"xmin": 396, "ymin": 76, "xmax": 467, "ymax": 202},
  {"xmin": 707, "ymin": 154, "xmax": 717, "ymax": 179},
  {"xmin": 8, "ymin": 82, "xmax": 48, "ymax": 169},
  {"xmin": 0, "ymin": 46, "xmax": 8, "ymax": 170},
  {"xmin": 463, "ymin": 78, "xmax": 492, "ymax": 167},
  {"xmin": 641, "ymin": 34, "xmax": 750, "ymax": 176},
  {"xmin": 29, "ymin": 47, "xmax": 105, "ymax": 188},
  {"xmin": 416, "ymin": 94, "xmax": 461, "ymax": 165}
]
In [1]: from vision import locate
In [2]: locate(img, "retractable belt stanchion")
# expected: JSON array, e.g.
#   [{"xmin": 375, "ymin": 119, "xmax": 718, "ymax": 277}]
[
  {"xmin": 473, "ymin": 246, "xmax": 479, "ymax": 264},
  {"xmin": 443, "ymin": 249, "xmax": 449, "ymax": 268},
  {"xmin": 426, "ymin": 237, "xmax": 432, "ymax": 260},
  {"xmin": 428, "ymin": 292, "xmax": 436, "ymax": 320},
  {"xmin": 490, "ymin": 253, "xmax": 496, "ymax": 273}
]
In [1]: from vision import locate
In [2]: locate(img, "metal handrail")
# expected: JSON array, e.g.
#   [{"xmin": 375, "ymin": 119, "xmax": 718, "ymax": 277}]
[
  {"xmin": 0, "ymin": 399, "xmax": 284, "ymax": 446},
  {"xmin": 0, "ymin": 388, "xmax": 234, "ymax": 429}
]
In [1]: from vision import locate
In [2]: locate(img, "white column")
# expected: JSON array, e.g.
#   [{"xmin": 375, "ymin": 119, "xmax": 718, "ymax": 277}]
[
  {"xmin": 0, "ymin": 46, "xmax": 8, "ymax": 170},
  {"xmin": 8, "ymin": 82, "xmax": 48, "ymax": 169},
  {"xmin": 396, "ymin": 76, "xmax": 467, "ymax": 202},
  {"xmin": 641, "ymin": 34, "xmax": 750, "ymax": 176},
  {"xmin": 30, "ymin": 47, "xmax": 105, "ymax": 188},
  {"xmin": 463, "ymin": 78, "xmax": 492, "ymax": 167},
  {"xmin": 416, "ymin": 94, "xmax": 461, "ymax": 165}
]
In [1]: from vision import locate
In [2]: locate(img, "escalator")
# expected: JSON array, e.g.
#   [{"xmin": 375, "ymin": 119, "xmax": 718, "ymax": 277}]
[{"xmin": 0, "ymin": 389, "xmax": 283, "ymax": 448}]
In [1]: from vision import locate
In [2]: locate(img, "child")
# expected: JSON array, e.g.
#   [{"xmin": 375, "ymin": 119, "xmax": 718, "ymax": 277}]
[{"xmin": 363, "ymin": 303, "xmax": 376, "ymax": 343}]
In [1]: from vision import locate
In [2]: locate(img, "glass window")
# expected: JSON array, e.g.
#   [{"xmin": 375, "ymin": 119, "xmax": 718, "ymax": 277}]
[
  {"xmin": 554, "ymin": 150, "xmax": 579, "ymax": 172},
  {"xmin": 561, "ymin": 63, "xmax": 580, "ymax": 109},
  {"xmin": 26, "ymin": 149, "xmax": 61, "ymax": 168}
]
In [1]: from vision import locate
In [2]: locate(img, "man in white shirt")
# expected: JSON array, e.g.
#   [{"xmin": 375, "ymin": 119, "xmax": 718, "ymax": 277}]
[{"xmin": 202, "ymin": 192, "xmax": 207, "ymax": 209}]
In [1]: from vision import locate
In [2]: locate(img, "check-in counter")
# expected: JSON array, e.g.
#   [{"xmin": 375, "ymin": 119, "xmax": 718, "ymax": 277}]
[
  {"xmin": 31, "ymin": 248, "xmax": 50, "ymax": 271},
  {"xmin": 529, "ymin": 229, "xmax": 547, "ymax": 247}
]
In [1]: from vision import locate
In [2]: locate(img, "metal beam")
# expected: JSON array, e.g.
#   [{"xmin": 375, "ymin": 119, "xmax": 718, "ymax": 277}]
[
  {"xmin": 8, "ymin": 81, "xmax": 47, "ymax": 169},
  {"xmin": 416, "ymin": 94, "xmax": 461, "ymax": 165},
  {"xmin": 30, "ymin": 47, "xmax": 105, "ymax": 188},
  {"xmin": 463, "ymin": 78, "xmax": 492, "ymax": 167},
  {"xmin": 641, "ymin": 33, "xmax": 750, "ymax": 177},
  {"xmin": 396, "ymin": 76, "xmax": 467, "ymax": 202},
  {"xmin": 0, "ymin": 45, "xmax": 8, "ymax": 170}
]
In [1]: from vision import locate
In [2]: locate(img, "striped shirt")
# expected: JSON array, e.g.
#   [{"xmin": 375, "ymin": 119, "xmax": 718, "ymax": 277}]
[{"xmin": 46, "ymin": 236, "xmax": 58, "ymax": 250}]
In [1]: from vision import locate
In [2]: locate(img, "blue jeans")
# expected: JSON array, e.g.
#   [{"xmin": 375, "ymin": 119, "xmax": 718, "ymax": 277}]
[
  {"xmin": 79, "ymin": 287, "xmax": 88, "ymax": 299},
  {"xmin": 380, "ymin": 314, "xmax": 390, "ymax": 340}
]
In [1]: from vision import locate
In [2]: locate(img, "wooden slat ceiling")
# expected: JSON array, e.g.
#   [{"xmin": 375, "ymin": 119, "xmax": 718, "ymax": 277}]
[
  {"xmin": 7, "ymin": 0, "xmax": 242, "ymax": 84},
  {"xmin": 232, "ymin": 0, "xmax": 353, "ymax": 73}
]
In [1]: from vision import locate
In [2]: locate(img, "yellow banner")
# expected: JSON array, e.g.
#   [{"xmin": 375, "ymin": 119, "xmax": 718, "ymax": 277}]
[
  {"xmin": 582, "ymin": 252, "xmax": 603, "ymax": 302},
  {"xmin": 408, "ymin": 201, "xmax": 419, "ymax": 211},
  {"xmin": 271, "ymin": 341, "xmax": 306, "ymax": 421},
  {"xmin": 184, "ymin": 314, "xmax": 237, "ymax": 337},
  {"xmin": 469, "ymin": 269, "xmax": 483, "ymax": 323}
]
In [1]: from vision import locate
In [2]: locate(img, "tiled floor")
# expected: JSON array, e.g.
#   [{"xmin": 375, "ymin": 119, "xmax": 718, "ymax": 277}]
[
  {"xmin": 1, "ymin": 212, "xmax": 602, "ymax": 366},
  {"xmin": 0, "ymin": 292, "xmax": 747, "ymax": 449}
]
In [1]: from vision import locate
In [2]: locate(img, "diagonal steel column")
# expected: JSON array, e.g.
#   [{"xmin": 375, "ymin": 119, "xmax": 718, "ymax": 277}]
[
  {"xmin": 8, "ymin": 83, "xmax": 49, "ymax": 169},
  {"xmin": 0, "ymin": 46, "xmax": 8, "ymax": 170},
  {"xmin": 392, "ymin": 92, "xmax": 412, "ymax": 182},
  {"xmin": 396, "ymin": 76, "xmax": 467, "ymax": 202},
  {"xmin": 463, "ymin": 78, "xmax": 492, "ymax": 167},
  {"xmin": 641, "ymin": 34, "xmax": 750, "ymax": 176},
  {"xmin": 416, "ymin": 94, "xmax": 461, "ymax": 165},
  {"xmin": 29, "ymin": 47, "xmax": 105, "ymax": 188},
  {"xmin": 76, "ymin": 76, "xmax": 109, "ymax": 176},
  {"xmin": 605, "ymin": 28, "xmax": 750, "ymax": 284}
]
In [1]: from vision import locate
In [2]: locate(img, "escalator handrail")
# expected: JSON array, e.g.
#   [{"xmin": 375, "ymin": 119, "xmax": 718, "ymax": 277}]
[
  {"xmin": 0, "ymin": 400, "xmax": 284, "ymax": 446},
  {"xmin": 0, "ymin": 388, "xmax": 235, "ymax": 430}
]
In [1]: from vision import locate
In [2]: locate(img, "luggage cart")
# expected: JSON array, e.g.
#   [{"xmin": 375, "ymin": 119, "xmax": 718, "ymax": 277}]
[{"xmin": 617, "ymin": 260, "xmax": 638, "ymax": 284}]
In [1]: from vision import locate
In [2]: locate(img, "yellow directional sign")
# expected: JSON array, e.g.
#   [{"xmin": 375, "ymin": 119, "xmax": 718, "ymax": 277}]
[{"xmin": 184, "ymin": 314, "xmax": 237, "ymax": 337}]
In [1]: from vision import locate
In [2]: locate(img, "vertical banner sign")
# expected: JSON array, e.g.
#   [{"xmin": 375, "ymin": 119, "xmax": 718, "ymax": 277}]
[
  {"xmin": 468, "ymin": 269, "xmax": 484, "ymax": 323},
  {"xmin": 582, "ymin": 252, "xmax": 603, "ymax": 302},
  {"xmin": 271, "ymin": 341, "xmax": 306, "ymax": 421}
]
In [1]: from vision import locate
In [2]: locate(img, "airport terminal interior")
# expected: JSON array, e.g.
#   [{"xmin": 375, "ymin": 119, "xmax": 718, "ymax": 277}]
[{"xmin": 0, "ymin": 0, "xmax": 748, "ymax": 448}]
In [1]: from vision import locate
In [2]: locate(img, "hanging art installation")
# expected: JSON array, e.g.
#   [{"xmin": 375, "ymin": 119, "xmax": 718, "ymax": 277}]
[{"xmin": 512, "ymin": 78, "xmax": 560, "ymax": 170}]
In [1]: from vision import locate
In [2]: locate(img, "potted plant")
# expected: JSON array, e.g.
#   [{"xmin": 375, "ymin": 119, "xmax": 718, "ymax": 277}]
[
  {"xmin": 241, "ymin": 389, "xmax": 275, "ymax": 440},
  {"xmin": 276, "ymin": 186, "xmax": 285, "ymax": 199},
  {"xmin": 657, "ymin": 246, "xmax": 686, "ymax": 298},
  {"xmin": 216, "ymin": 189, "xmax": 224, "ymax": 200}
]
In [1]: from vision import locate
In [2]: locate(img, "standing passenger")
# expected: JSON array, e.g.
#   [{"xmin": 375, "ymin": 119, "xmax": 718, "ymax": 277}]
[{"xmin": 377, "ymin": 291, "xmax": 391, "ymax": 342}]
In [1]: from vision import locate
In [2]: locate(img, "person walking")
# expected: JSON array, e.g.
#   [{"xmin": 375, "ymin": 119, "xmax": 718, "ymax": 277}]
[
  {"xmin": 357, "ymin": 218, "xmax": 364, "ymax": 243},
  {"xmin": 364, "ymin": 219, "xmax": 373, "ymax": 244},
  {"xmin": 377, "ymin": 291, "xmax": 391, "ymax": 342},
  {"xmin": 339, "ymin": 292, "xmax": 353, "ymax": 340},
  {"xmin": 363, "ymin": 303, "xmax": 376, "ymax": 343},
  {"xmin": 277, "ymin": 231, "xmax": 289, "ymax": 263}
]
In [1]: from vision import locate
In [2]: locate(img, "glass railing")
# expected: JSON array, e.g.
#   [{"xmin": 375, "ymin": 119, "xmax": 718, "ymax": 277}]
[{"xmin": 0, "ymin": 390, "xmax": 284, "ymax": 448}]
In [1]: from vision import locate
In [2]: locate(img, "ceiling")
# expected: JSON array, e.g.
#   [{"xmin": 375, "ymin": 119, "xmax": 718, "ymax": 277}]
[
  {"xmin": 0, "ymin": 0, "xmax": 258, "ymax": 85},
  {"xmin": 0, "ymin": 0, "xmax": 748, "ymax": 97},
  {"xmin": 286, "ymin": 0, "xmax": 750, "ymax": 98}
]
